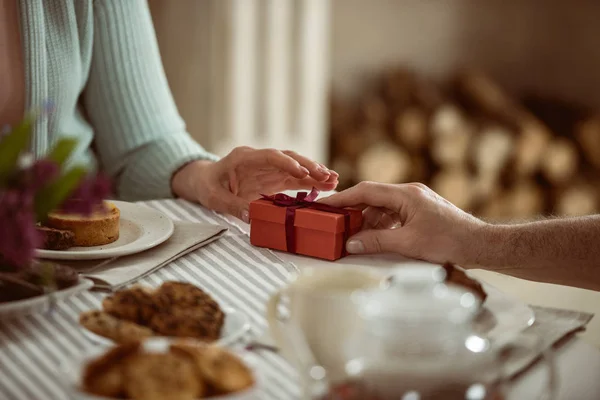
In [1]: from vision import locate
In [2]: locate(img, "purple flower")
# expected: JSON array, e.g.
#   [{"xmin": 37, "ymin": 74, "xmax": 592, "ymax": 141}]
[
  {"xmin": 0, "ymin": 189, "xmax": 40, "ymax": 268},
  {"xmin": 14, "ymin": 159, "xmax": 60, "ymax": 193},
  {"xmin": 60, "ymin": 173, "xmax": 113, "ymax": 215}
]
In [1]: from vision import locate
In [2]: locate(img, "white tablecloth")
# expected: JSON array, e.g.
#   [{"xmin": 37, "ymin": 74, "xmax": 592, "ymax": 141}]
[
  {"xmin": 0, "ymin": 199, "xmax": 301, "ymax": 400},
  {"xmin": 224, "ymin": 215, "xmax": 600, "ymax": 400},
  {"xmin": 1, "ymin": 199, "xmax": 599, "ymax": 399}
]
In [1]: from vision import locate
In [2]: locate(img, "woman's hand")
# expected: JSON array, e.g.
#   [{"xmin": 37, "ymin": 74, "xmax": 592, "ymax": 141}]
[
  {"xmin": 319, "ymin": 181, "xmax": 488, "ymax": 265},
  {"xmin": 171, "ymin": 146, "xmax": 338, "ymax": 222}
]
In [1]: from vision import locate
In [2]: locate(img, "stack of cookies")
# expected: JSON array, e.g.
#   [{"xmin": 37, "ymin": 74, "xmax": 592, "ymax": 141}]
[
  {"xmin": 83, "ymin": 340, "xmax": 255, "ymax": 399},
  {"xmin": 80, "ymin": 282, "xmax": 225, "ymax": 343}
]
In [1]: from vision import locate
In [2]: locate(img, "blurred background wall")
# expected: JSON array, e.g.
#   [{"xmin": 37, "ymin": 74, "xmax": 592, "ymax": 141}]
[
  {"xmin": 149, "ymin": 0, "xmax": 330, "ymax": 162},
  {"xmin": 331, "ymin": 0, "xmax": 600, "ymax": 105},
  {"xmin": 149, "ymin": 0, "xmax": 600, "ymax": 220}
]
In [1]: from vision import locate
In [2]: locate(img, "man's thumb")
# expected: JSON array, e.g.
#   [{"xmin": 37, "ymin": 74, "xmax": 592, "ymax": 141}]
[{"xmin": 345, "ymin": 229, "xmax": 399, "ymax": 254}]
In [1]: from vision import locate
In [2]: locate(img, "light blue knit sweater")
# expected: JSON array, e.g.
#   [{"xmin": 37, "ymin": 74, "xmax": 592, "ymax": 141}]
[{"xmin": 19, "ymin": 0, "xmax": 217, "ymax": 200}]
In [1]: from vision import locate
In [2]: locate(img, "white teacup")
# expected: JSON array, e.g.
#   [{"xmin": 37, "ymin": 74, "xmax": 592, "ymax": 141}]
[{"xmin": 266, "ymin": 266, "xmax": 387, "ymax": 382}]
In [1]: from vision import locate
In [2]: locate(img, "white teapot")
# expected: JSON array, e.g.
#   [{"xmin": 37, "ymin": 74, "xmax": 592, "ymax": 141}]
[
  {"xmin": 334, "ymin": 265, "xmax": 557, "ymax": 400},
  {"xmin": 267, "ymin": 264, "xmax": 556, "ymax": 400}
]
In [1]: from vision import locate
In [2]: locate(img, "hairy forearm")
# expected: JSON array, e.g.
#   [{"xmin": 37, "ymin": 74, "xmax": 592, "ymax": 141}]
[{"xmin": 464, "ymin": 215, "xmax": 600, "ymax": 291}]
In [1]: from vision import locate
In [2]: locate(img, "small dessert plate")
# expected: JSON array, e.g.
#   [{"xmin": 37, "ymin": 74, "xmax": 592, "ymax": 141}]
[
  {"xmin": 36, "ymin": 201, "xmax": 174, "ymax": 260},
  {"xmin": 59, "ymin": 338, "xmax": 262, "ymax": 400},
  {"xmin": 81, "ymin": 307, "xmax": 251, "ymax": 347},
  {"xmin": 0, "ymin": 278, "xmax": 94, "ymax": 319}
]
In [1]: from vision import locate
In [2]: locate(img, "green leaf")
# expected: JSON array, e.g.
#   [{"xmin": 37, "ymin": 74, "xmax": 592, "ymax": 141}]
[
  {"xmin": 35, "ymin": 166, "xmax": 88, "ymax": 222},
  {"xmin": 45, "ymin": 138, "xmax": 78, "ymax": 167},
  {"xmin": 0, "ymin": 114, "xmax": 35, "ymax": 183}
]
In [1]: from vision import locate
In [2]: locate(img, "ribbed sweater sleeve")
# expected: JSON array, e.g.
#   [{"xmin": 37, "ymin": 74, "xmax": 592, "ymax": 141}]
[{"xmin": 82, "ymin": 0, "xmax": 218, "ymax": 200}]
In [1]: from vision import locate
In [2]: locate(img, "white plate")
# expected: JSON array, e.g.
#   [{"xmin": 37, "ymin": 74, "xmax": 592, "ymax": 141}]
[
  {"xmin": 81, "ymin": 307, "xmax": 251, "ymax": 347},
  {"xmin": 387, "ymin": 265, "xmax": 535, "ymax": 340},
  {"xmin": 36, "ymin": 201, "xmax": 174, "ymax": 260},
  {"xmin": 0, "ymin": 278, "xmax": 94, "ymax": 319},
  {"xmin": 59, "ymin": 338, "xmax": 262, "ymax": 400},
  {"xmin": 474, "ymin": 282, "xmax": 536, "ymax": 340}
]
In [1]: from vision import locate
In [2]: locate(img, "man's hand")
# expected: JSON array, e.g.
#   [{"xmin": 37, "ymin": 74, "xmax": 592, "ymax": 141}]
[
  {"xmin": 171, "ymin": 147, "xmax": 338, "ymax": 222},
  {"xmin": 321, "ymin": 181, "xmax": 600, "ymax": 291},
  {"xmin": 319, "ymin": 181, "xmax": 487, "ymax": 265}
]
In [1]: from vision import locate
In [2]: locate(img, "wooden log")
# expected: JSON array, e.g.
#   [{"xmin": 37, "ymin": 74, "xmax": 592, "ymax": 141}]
[
  {"xmin": 523, "ymin": 96, "xmax": 589, "ymax": 138},
  {"xmin": 409, "ymin": 154, "xmax": 430, "ymax": 182},
  {"xmin": 430, "ymin": 104, "xmax": 469, "ymax": 137},
  {"xmin": 506, "ymin": 181, "xmax": 545, "ymax": 219},
  {"xmin": 455, "ymin": 69, "xmax": 522, "ymax": 127},
  {"xmin": 479, "ymin": 194, "xmax": 510, "ymax": 221},
  {"xmin": 472, "ymin": 125, "xmax": 514, "ymax": 177},
  {"xmin": 540, "ymin": 138, "xmax": 579, "ymax": 186},
  {"xmin": 479, "ymin": 181, "xmax": 545, "ymax": 220},
  {"xmin": 430, "ymin": 168, "xmax": 475, "ymax": 210},
  {"xmin": 431, "ymin": 126, "xmax": 472, "ymax": 167},
  {"xmin": 356, "ymin": 141, "xmax": 411, "ymax": 184},
  {"xmin": 332, "ymin": 126, "xmax": 387, "ymax": 162},
  {"xmin": 361, "ymin": 95, "xmax": 388, "ymax": 127},
  {"xmin": 555, "ymin": 184, "xmax": 597, "ymax": 216},
  {"xmin": 513, "ymin": 118, "xmax": 551, "ymax": 176},
  {"xmin": 330, "ymin": 157, "xmax": 356, "ymax": 189},
  {"xmin": 456, "ymin": 70, "xmax": 552, "ymax": 177},
  {"xmin": 381, "ymin": 67, "xmax": 414, "ymax": 107},
  {"xmin": 394, "ymin": 107, "xmax": 428, "ymax": 151},
  {"xmin": 329, "ymin": 96, "xmax": 357, "ymax": 133},
  {"xmin": 331, "ymin": 130, "xmax": 365, "ymax": 162},
  {"xmin": 411, "ymin": 77, "xmax": 445, "ymax": 111},
  {"xmin": 575, "ymin": 116, "xmax": 600, "ymax": 169},
  {"xmin": 473, "ymin": 172, "xmax": 502, "ymax": 203}
]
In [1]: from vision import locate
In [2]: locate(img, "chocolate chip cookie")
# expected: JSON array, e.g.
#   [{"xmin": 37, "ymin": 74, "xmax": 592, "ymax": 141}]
[
  {"xmin": 148, "ymin": 308, "xmax": 222, "ymax": 341},
  {"xmin": 80, "ymin": 310, "xmax": 155, "ymax": 344},
  {"xmin": 103, "ymin": 286, "xmax": 159, "ymax": 325},
  {"xmin": 83, "ymin": 341, "xmax": 140, "ymax": 398},
  {"xmin": 124, "ymin": 352, "xmax": 201, "ymax": 400}
]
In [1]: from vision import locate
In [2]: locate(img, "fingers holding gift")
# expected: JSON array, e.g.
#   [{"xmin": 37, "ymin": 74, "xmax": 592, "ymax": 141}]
[
  {"xmin": 345, "ymin": 228, "xmax": 409, "ymax": 255},
  {"xmin": 225, "ymin": 146, "xmax": 338, "ymax": 182},
  {"xmin": 281, "ymin": 150, "xmax": 335, "ymax": 182},
  {"xmin": 293, "ymin": 176, "xmax": 338, "ymax": 191},
  {"xmin": 319, "ymin": 181, "xmax": 404, "ymax": 211},
  {"xmin": 255, "ymin": 173, "xmax": 338, "ymax": 192},
  {"xmin": 227, "ymin": 147, "xmax": 309, "ymax": 179},
  {"xmin": 362, "ymin": 206, "xmax": 402, "ymax": 230}
]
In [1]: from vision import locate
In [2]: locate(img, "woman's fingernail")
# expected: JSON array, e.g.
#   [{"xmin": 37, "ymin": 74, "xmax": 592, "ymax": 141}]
[
  {"xmin": 317, "ymin": 165, "xmax": 330, "ymax": 175},
  {"xmin": 346, "ymin": 240, "xmax": 364, "ymax": 254},
  {"xmin": 329, "ymin": 169, "xmax": 339, "ymax": 178},
  {"xmin": 242, "ymin": 210, "xmax": 250, "ymax": 223},
  {"xmin": 300, "ymin": 166, "xmax": 310, "ymax": 175}
]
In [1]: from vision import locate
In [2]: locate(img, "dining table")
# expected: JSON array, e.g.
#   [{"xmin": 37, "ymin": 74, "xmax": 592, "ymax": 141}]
[{"xmin": 1, "ymin": 198, "xmax": 600, "ymax": 399}]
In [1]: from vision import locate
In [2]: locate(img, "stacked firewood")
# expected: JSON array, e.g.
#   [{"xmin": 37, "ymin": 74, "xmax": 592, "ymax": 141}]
[{"xmin": 329, "ymin": 67, "xmax": 600, "ymax": 219}]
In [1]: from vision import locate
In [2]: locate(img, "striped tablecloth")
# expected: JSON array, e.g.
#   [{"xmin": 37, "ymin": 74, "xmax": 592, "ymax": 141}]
[{"xmin": 0, "ymin": 199, "xmax": 302, "ymax": 400}]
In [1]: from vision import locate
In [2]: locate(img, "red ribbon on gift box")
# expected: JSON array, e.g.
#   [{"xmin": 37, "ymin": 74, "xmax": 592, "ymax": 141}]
[{"xmin": 260, "ymin": 188, "xmax": 351, "ymax": 256}]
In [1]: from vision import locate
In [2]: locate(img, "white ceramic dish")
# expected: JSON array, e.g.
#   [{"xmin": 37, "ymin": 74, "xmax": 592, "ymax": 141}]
[
  {"xmin": 81, "ymin": 307, "xmax": 251, "ymax": 347},
  {"xmin": 59, "ymin": 338, "xmax": 261, "ymax": 400},
  {"xmin": 36, "ymin": 201, "xmax": 174, "ymax": 260},
  {"xmin": 0, "ymin": 278, "xmax": 94, "ymax": 319},
  {"xmin": 474, "ymin": 282, "xmax": 536, "ymax": 340},
  {"xmin": 387, "ymin": 264, "xmax": 535, "ymax": 340}
]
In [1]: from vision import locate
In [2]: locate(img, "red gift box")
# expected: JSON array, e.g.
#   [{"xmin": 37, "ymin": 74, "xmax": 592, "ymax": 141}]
[{"xmin": 249, "ymin": 190, "xmax": 363, "ymax": 261}]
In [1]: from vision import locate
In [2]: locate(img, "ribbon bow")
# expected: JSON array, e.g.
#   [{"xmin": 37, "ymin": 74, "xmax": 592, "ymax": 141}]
[{"xmin": 260, "ymin": 188, "xmax": 351, "ymax": 256}]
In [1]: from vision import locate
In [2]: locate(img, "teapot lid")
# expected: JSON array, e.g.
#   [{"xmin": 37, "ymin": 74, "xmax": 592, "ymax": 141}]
[{"xmin": 358, "ymin": 263, "xmax": 481, "ymax": 325}]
